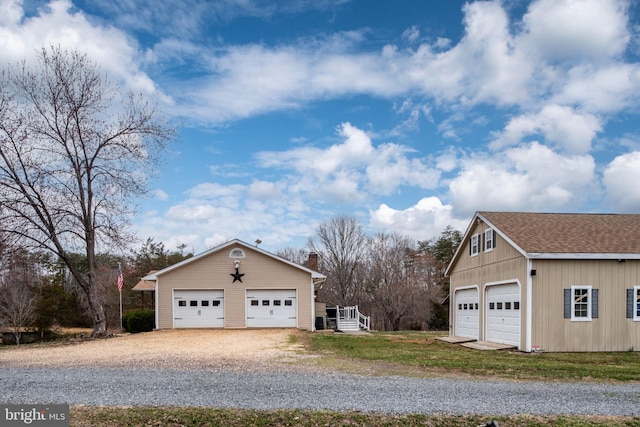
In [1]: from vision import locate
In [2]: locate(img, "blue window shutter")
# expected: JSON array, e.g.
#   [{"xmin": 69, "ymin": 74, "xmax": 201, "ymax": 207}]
[
  {"xmin": 591, "ymin": 289, "xmax": 598, "ymax": 319},
  {"xmin": 627, "ymin": 289, "xmax": 634, "ymax": 319},
  {"xmin": 563, "ymin": 289, "xmax": 571, "ymax": 319}
]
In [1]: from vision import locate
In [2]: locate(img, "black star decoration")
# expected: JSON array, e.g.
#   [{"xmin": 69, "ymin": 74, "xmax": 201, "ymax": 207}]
[{"xmin": 230, "ymin": 267, "xmax": 245, "ymax": 283}]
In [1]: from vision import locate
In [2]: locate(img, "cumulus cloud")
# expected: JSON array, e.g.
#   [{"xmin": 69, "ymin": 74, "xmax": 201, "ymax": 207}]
[
  {"xmin": 518, "ymin": 0, "xmax": 630, "ymax": 62},
  {"xmin": 257, "ymin": 122, "xmax": 439, "ymax": 201},
  {"xmin": 449, "ymin": 143, "xmax": 597, "ymax": 217},
  {"xmin": 603, "ymin": 151, "xmax": 640, "ymax": 212},
  {"xmin": 370, "ymin": 197, "xmax": 467, "ymax": 242},
  {"xmin": 490, "ymin": 105, "xmax": 602, "ymax": 154},
  {"xmin": 0, "ymin": 0, "xmax": 168, "ymax": 102}
]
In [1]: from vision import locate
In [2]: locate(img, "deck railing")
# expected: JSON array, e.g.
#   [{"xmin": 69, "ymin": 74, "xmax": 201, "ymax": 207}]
[{"xmin": 336, "ymin": 305, "xmax": 370, "ymax": 331}]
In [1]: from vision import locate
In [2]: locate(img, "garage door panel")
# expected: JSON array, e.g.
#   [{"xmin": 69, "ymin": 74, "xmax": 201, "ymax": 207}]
[
  {"xmin": 174, "ymin": 290, "xmax": 224, "ymax": 328},
  {"xmin": 247, "ymin": 290, "xmax": 296, "ymax": 327},
  {"xmin": 455, "ymin": 288, "xmax": 478, "ymax": 340},
  {"xmin": 486, "ymin": 284, "xmax": 520, "ymax": 347}
]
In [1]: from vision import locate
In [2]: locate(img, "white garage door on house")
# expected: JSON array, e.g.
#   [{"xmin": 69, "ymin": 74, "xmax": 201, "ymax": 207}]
[
  {"xmin": 486, "ymin": 283, "xmax": 520, "ymax": 347},
  {"xmin": 246, "ymin": 290, "xmax": 297, "ymax": 327},
  {"xmin": 455, "ymin": 288, "xmax": 479, "ymax": 339},
  {"xmin": 174, "ymin": 290, "xmax": 224, "ymax": 328}
]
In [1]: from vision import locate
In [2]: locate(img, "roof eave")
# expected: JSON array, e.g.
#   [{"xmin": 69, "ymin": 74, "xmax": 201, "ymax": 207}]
[
  {"xmin": 527, "ymin": 253, "xmax": 640, "ymax": 260},
  {"xmin": 143, "ymin": 238, "xmax": 326, "ymax": 280}
]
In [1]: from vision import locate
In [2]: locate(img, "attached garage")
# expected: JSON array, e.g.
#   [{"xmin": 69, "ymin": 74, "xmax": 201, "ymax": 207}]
[
  {"xmin": 174, "ymin": 290, "xmax": 224, "ymax": 328},
  {"xmin": 454, "ymin": 288, "xmax": 479, "ymax": 339},
  {"xmin": 485, "ymin": 283, "xmax": 520, "ymax": 347},
  {"xmin": 246, "ymin": 290, "xmax": 297, "ymax": 327}
]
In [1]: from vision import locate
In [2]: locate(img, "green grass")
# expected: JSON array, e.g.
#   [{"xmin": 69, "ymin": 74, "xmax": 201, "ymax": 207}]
[
  {"xmin": 70, "ymin": 406, "xmax": 640, "ymax": 427},
  {"xmin": 307, "ymin": 331, "xmax": 640, "ymax": 382}
]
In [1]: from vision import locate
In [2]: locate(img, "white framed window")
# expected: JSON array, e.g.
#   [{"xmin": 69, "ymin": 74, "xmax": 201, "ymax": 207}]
[
  {"xmin": 484, "ymin": 229, "xmax": 495, "ymax": 252},
  {"xmin": 470, "ymin": 234, "xmax": 480, "ymax": 256},
  {"xmin": 635, "ymin": 286, "xmax": 640, "ymax": 321},
  {"xmin": 571, "ymin": 286, "xmax": 592, "ymax": 321}
]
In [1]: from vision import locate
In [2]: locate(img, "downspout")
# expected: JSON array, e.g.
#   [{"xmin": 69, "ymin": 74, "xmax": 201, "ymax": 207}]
[
  {"xmin": 311, "ymin": 279, "xmax": 315, "ymax": 331},
  {"xmin": 526, "ymin": 258, "xmax": 533, "ymax": 352},
  {"xmin": 154, "ymin": 279, "xmax": 159, "ymax": 330}
]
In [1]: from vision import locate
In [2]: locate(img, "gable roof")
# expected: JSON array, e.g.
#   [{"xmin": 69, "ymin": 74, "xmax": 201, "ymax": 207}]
[
  {"xmin": 447, "ymin": 212, "xmax": 640, "ymax": 276},
  {"xmin": 142, "ymin": 239, "xmax": 326, "ymax": 282},
  {"xmin": 479, "ymin": 212, "xmax": 640, "ymax": 255}
]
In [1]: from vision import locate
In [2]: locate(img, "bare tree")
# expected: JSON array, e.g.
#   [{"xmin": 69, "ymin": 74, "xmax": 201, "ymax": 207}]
[
  {"xmin": 0, "ymin": 249, "xmax": 41, "ymax": 345},
  {"xmin": 275, "ymin": 246, "xmax": 310, "ymax": 267},
  {"xmin": 364, "ymin": 233, "xmax": 429, "ymax": 331},
  {"xmin": 308, "ymin": 215, "xmax": 367, "ymax": 306},
  {"xmin": 0, "ymin": 46, "xmax": 174, "ymax": 337}
]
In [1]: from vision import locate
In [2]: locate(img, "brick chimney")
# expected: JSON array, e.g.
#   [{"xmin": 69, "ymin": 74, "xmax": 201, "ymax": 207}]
[{"xmin": 308, "ymin": 252, "xmax": 318, "ymax": 271}]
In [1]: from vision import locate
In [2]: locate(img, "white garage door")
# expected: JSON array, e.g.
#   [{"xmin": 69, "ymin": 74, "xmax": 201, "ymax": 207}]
[
  {"xmin": 246, "ymin": 290, "xmax": 297, "ymax": 327},
  {"xmin": 455, "ymin": 288, "xmax": 479, "ymax": 339},
  {"xmin": 486, "ymin": 283, "xmax": 520, "ymax": 347},
  {"xmin": 174, "ymin": 290, "xmax": 224, "ymax": 328}
]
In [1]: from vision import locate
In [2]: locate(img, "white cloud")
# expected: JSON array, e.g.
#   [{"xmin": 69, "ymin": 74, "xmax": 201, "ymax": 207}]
[
  {"xmin": 490, "ymin": 105, "xmax": 602, "ymax": 154},
  {"xmin": 370, "ymin": 197, "xmax": 467, "ymax": 242},
  {"xmin": 0, "ymin": 0, "xmax": 168, "ymax": 102},
  {"xmin": 402, "ymin": 25, "xmax": 420, "ymax": 43},
  {"xmin": 603, "ymin": 151, "xmax": 640, "ymax": 212},
  {"xmin": 518, "ymin": 0, "xmax": 630, "ymax": 63},
  {"xmin": 257, "ymin": 122, "xmax": 439, "ymax": 201},
  {"xmin": 449, "ymin": 142, "xmax": 596, "ymax": 216},
  {"xmin": 552, "ymin": 64, "xmax": 640, "ymax": 113}
]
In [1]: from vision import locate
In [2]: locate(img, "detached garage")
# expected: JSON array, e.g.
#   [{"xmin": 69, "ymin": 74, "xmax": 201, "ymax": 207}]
[{"xmin": 143, "ymin": 239, "xmax": 326, "ymax": 330}]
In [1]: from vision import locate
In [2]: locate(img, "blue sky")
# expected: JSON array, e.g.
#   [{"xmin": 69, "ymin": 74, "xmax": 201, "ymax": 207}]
[{"xmin": 2, "ymin": 0, "xmax": 640, "ymax": 253}]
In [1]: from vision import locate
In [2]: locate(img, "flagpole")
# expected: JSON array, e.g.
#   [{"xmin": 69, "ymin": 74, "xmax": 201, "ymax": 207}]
[
  {"xmin": 118, "ymin": 262, "xmax": 123, "ymax": 332},
  {"xmin": 119, "ymin": 289, "xmax": 123, "ymax": 332}
]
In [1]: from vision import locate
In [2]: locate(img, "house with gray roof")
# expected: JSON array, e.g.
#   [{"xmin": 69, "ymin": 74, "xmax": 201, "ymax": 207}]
[{"xmin": 445, "ymin": 211, "xmax": 640, "ymax": 352}]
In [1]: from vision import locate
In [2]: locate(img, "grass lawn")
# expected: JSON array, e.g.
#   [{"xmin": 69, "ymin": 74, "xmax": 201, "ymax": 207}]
[
  {"xmin": 70, "ymin": 406, "xmax": 640, "ymax": 427},
  {"xmin": 306, "ymin": 331, "xmax": 640, "ymax": 382}
]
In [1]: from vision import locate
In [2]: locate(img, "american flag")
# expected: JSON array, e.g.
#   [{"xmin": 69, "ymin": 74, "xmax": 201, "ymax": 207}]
[{"xmin": 117, "ymin": 264, "xmax": 124, "ymax": 292}]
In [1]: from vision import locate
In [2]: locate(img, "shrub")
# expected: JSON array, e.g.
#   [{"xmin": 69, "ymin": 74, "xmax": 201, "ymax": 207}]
[{"xmin": 122, "ymin": 309, "xmax": 155, "ymax": 333}]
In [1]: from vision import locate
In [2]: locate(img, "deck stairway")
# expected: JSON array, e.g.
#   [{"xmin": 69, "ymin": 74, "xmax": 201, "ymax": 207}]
[{"xmin": 335, "ymin": 305, "xmax": 370, "ymax": 332}]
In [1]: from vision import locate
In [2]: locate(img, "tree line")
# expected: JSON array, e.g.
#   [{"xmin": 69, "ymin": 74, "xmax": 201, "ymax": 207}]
[
  {"xmin": 0, "ymin": 238, "xmax": 192, "ymax": 344},
  {"xmin": 279, "ymin": 215, "xmax": 462, "ymax": 331}
]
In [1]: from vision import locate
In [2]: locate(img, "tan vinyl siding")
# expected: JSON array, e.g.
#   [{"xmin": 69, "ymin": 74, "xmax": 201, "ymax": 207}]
[
  {"xmin": 157, "ymin": 244, "xmax": 314, "ymax": 330},
  {"xmin": 531, "ymin": 259, "xmax": 640, "ymax": 352},
  {"xmin": 449, "ymin": 221, "xmax": 528, "ymax": 348}
]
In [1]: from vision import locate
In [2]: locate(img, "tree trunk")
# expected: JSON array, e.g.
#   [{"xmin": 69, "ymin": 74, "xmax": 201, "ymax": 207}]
[{"xmin": 86, "ymin": 274, "xmax": 108, "ymax": 337}]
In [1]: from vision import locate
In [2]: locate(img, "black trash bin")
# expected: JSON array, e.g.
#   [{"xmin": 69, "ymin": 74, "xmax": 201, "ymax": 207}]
[{"xmin": 315, "ymin": 316, "xmax": 325, "ymax": 330}]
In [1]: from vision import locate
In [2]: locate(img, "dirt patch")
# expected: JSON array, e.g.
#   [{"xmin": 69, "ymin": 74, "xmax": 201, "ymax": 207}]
[{"xmin": 0, "ymin": 329, "xmax": 318, "ymax": 372}]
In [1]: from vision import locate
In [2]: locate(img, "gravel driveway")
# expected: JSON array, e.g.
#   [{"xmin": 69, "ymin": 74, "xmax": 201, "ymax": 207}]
[{"xmin": 1, "ymin": 330, "xmax": 639, "ymax": 415}]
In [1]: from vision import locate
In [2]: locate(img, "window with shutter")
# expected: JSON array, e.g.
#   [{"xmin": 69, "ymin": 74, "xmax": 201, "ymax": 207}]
[
  {"xmin": 630, "ymin": 287, "xmax": 640, "ymax": 321},
  {"xmin": 484, "ymin": 229, "xmax": 495, "ymax": 252},
  {"xmin": 568, "ymin": 286, "xmax": 593, "ymax": 321},
  {"xmin": 470, "ymin": 234, "xmax": 480, "ymax": 256}
]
